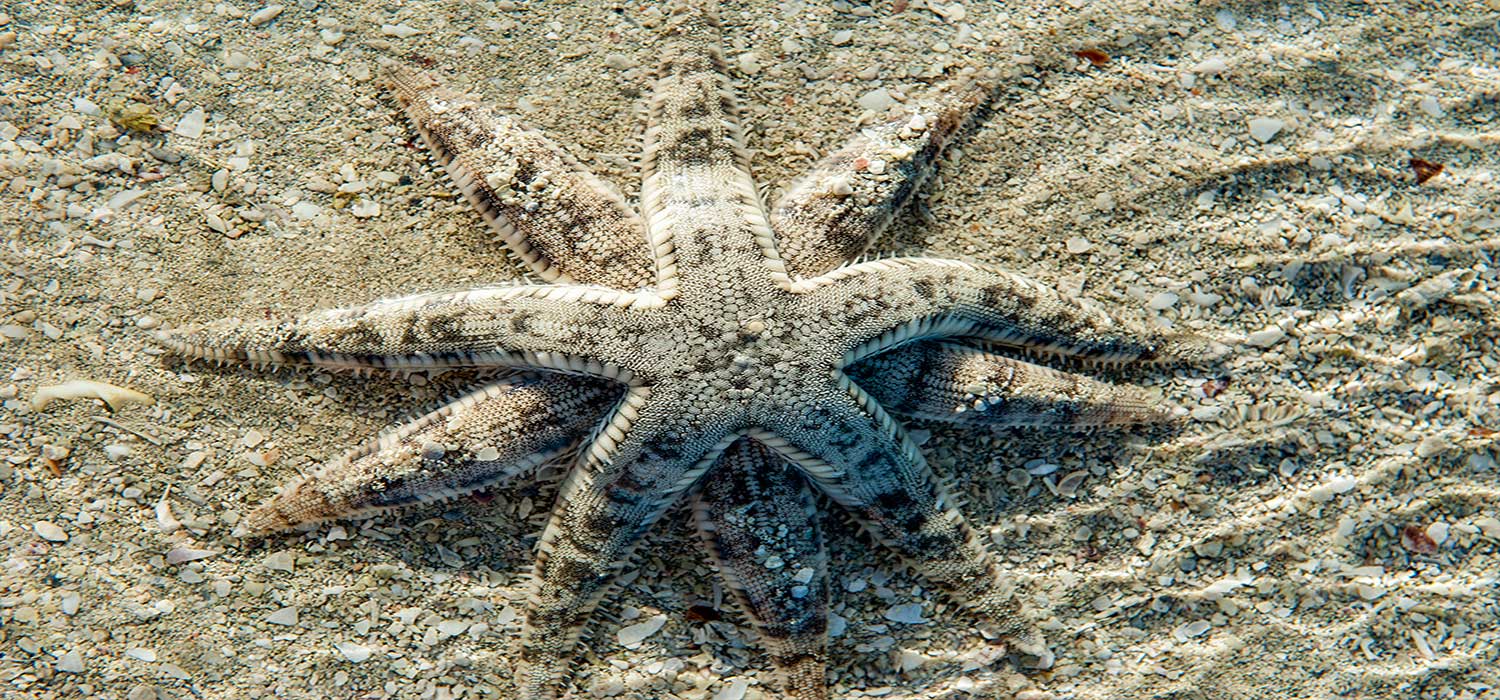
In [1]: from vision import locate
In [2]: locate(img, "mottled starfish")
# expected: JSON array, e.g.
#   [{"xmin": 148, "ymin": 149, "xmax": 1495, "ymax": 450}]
[{"xmin": 156, "ymin": 2, "xmax": 1213, "ymax": 698}]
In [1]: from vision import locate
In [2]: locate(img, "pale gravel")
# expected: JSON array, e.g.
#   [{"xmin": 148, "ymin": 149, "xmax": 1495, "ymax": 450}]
[{"xmin": 2, "ymin": 1, "xmax": 1499, "ymax": 699}]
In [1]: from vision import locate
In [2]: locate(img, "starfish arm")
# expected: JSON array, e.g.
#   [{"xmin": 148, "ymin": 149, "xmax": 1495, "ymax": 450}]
[
  {"xmin": 640, "ymin": 1, "xmax": 784, "ymax": 293},
  {"xmin": 242, "ymin": 374, "xmax": 621, "ymax": 536},
  {"xmin": 516, "ymin": 393, "xmax": 732, "ymax": 699},
  {"xmin": 153, "ymin": 284, "xmax": 643, "ymax": 376},
  {"xmin": 771, "ymin": 78, "xmax": 993, "ymax": 279},
  {"xmin": 807, "ymin": 257, "xmax": 1217, "ymax": 365},
  {"xmin": 692, "ymin": 438, "xmax": 830, "ymax": 700},
  {"xmin": 847, "ymin": 340, "xmax": 1175, "ymax": 427},
  {"xmin": 766, "ymin": 393, "xmax": 1048, "ymax": 659},
  {"xmin": 384, "ymin": 62, "xmax": 654, "ymax": 290}
]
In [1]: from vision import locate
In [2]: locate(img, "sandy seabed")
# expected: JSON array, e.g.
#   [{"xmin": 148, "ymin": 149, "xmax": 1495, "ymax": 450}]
[{"xmin": 1, "ymin": 1, "xmax": 1498, "ymax": 698}]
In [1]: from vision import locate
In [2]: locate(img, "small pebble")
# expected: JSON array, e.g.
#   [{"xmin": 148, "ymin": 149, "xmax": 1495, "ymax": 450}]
[
  {"xmin": 224, "ymin": 51, "xmax": 257, "ymax": 70},
  {"xmin": 55, "ymin": 650, "xmax": 84, "ymax": 673},
  {"xmin": 828, "ymin": 613, "xmax": 847, "ymax": 637},
  {"xmin": 1248, "ymin": 117, "xmax": 1285, "ymax": 143},
  {"xmin": 263, "ymin": 550, "xmax": 295, "ymax": 572},
  {"xmin": 1027, "ymin": 461, "xmax": 1060, "ymax": 477},
  {"xmin": 266, "ymin": 607, "xmax": 299, "ymax": 626},
  {"xmin": 1310, "ymin": 476, "xmax": 1357, "ymax": 503},
  {"xmin": 248, "ymin": 4, "xmax": 283, "ymax": 27},
  {"xmin": 1425, "ymin": 522, "xmax": 1450, "ymax": 546},
  {"xmin": 884, "ymin": 603, "xmax": 927, "ymax": 624},
  {"xmin": 616, "ymin": 614, "xmax": 668, "ymax": 647},
  {"xmin": 603, "ymin": 53, "xmax": 636, "ymax": 70},
  {"xmin": 713, "ymin": 678, "xmax": 750, "ymax": 700},
  {"xmin": 1006, "ymin": 468, "xmax": 1032, "ymax": 489},
  {"xmin": 351, "ymin": 199, "xmax": 380, "ymax": 218},
  {"xmin": 381, "ymin": 24, "xmax": 421, "ymax": 39},
  {"xmin": 1182, "ymin": 620, "xmax": 1212, "ymax": 638},
  {"xmin": 1246, "ymin": 326, "xmax": 1286, "ymax": 348},
  {"xmin": 336, "ymin": 642, "xmax": 372, "ymax": 663},
  {"xmin": 1191, "ymin": 57, "xmax": 1228, "ymax": 76},
  {"xmin": 34, "ymin": 521, "xmax": 68, "ymax": 542},
  {"xmin": 827, "ymin": 176, "xmax": 853, "ymax": 196},
  {"xmin": 292, "ymin": 201, "xmax": 321, "ymax": 220},
  {"xmin": 930, "ymin": 2, "xmax": 966, "ymax": 22},
  {"xmin": 858, "ymin": 88, "xmax": 893, "ymax": 112},
  {"xmin": 736, "ymin": 52, "xmax": 760, "ymax": 75},
  {"xmin": 109, "ymin": 188, "xmax": 147, "ymax": 212},
  {"xmin": 174, "ymin": 107, "xmax": 206, "ymax": 138},
  {"xmin": 1188, "ymin": 292, "xmax": 1222, "ymax": 307},
  {"xmin": 438, "ymin": 619, "xmax": 469, "ymax": 639}
]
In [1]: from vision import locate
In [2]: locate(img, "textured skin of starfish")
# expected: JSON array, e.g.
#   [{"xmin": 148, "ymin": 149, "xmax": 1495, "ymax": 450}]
[{"xmin": 154, "ymin": 2, "xmax": 1218, "ymax": 697}]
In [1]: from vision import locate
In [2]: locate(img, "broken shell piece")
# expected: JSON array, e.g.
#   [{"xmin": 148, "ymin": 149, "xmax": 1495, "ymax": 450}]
[
  {"xmin": 1056, "ymin": 470, "xmax": 1089, "ymax": 498},
  {"xmin": 31, "ymin": 380, "xmax": 155, "ymax": 412},
  {"xmin": 156, "ymin": 489, "xmax": 182, "ymax": 534},
  {"xmin": 166, "ymin": 546, "xmax": 218, "ymax": 565}
]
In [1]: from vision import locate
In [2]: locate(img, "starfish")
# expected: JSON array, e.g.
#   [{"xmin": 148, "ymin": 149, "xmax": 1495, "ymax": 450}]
[{"xmin": 155, "ymin": 2, "xmax": 1215, "ymax": 698}]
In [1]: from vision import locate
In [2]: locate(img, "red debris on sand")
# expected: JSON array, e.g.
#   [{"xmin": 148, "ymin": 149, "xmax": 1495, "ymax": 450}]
[
  {"xmin": 1074, "ymin": 49, "xmax": 1111, "ymax": 67},
  {"xmin": 684, "ymin": 604, "xmax": 722, "ymax": 622},
  {"xmin": 1401, "ymin": 525, "xmax": 1437, "ymax": 554},
  {"xmin": 1409, "ymin": 157, "xmax": 1443, "ymax": 184}
]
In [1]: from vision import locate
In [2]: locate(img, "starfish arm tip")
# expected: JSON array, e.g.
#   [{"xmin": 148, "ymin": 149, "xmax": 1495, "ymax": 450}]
[
  {"xmin": 1157, "ymin": 332, "xmax": 1231, "ymax": 364},
  {"xmin": 239, "ymin": 477, "xmax": 336, "ymax": 537}
]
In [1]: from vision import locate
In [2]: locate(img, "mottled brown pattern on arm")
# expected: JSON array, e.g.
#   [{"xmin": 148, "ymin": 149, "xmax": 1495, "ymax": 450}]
[
  {"xmin": 241, "ymin": 374, "xmax": 619, "ymax": 536},
  {"xmin": 772, "ymin": 79, "xmax": 993, "ymax": 279},
  {"xmin": 849, "ymin": 341, "xmax": 1176, "ymax": 427},
  {"xmin": 384, "ymin": 63, "xmax": 654, "ymax": 290},
  {"xmin": 693, "ymin": 439, "xmax": 830, "ymax": 700}
]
